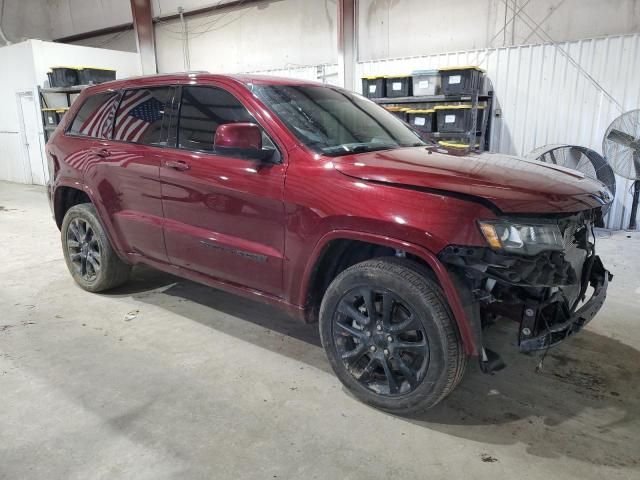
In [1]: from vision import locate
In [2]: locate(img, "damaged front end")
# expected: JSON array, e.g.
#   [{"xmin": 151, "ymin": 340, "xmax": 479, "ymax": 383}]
[{"xmin": 439, "ymin": 210, "xmax": 612, "ymax": 372}]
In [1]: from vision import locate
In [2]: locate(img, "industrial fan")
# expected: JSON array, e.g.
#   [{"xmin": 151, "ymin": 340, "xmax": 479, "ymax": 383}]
[
  {"xmin": 603, "ymin": 109, "xmax": 640, "ymax": 229},
  {"xmin": 526, "ymin": 144, "xmax": 616, "ymax": 213}
]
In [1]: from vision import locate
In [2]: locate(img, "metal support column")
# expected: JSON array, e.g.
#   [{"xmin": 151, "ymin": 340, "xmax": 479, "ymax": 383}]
[
  {"xmin": 130, "ymin": 0, "xmax": 157, "ymax": 74},
  {"xmin": 630, "ymin": 180, "xmax": 640, "ymax": 230},
  {"xmin": 337, "ymin": 0, "xmax": 357, "ymax": 91}
]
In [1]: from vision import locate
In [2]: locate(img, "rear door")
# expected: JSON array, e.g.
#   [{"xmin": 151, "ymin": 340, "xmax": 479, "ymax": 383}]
[
  {"xmin": 160, "ymin": 84, "xmax": 286, "ymax": 296},
  {"xmin": 84, "ymin": 86, "xmax": 176, "ymax": 263}
]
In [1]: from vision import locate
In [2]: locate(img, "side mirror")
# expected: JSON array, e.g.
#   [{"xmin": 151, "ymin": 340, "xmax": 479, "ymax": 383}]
[{"xmin": 214, "ymin": 123, "xmax": 270, "ymax": 160}]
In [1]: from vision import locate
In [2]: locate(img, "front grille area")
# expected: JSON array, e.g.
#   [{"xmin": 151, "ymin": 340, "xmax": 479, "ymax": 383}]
[
  {"xmin": 440, "ymin": 211, "xmax": 598, "ymax": 291},
  {"xmin": 559, "ymin": 218, "xmax": 592, "ymax": 306},
  {"xmin": 439, "ymin": 245, "xmax": 579, "ymax": 287},
  {"xmin": 562, "ymin": 221, "xmax": 579, "ymax": 249}
]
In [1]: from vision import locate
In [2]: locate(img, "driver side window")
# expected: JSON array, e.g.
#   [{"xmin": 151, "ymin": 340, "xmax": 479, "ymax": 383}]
[{"xmin": 177, "ymin": 86, "xmax": 276, "ymax": 154}]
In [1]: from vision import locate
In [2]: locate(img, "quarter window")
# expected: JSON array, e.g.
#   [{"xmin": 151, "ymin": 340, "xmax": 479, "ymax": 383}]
[
  {"xmin": 113, "ymin": 87, "xmax": 173, "ymax": 146},
  {"xmin": 68, "ymin": 92, "xmax": 119, "ymax": 139}
]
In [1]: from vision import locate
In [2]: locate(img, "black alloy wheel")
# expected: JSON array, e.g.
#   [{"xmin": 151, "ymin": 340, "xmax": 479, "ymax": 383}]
[
  {"xmin": 319, "ymin": 257, "xmax": 468, "ymax": 413},
  {"xmin": 332, "ymin": 287, "xmax": 430, "ymax": 396},
  {"xmin": 66, "ymin": 218, "xmax": 102, "ymax": 282},
  {"xmin": 61, "ymin": 203, "xmax": 131, "ymax": 292}
]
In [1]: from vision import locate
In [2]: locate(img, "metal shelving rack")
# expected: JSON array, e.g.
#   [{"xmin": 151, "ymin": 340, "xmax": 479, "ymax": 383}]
[
  {"xmin": 373, "ymin": 92, "xmax": 493, "ymax": 152},
  {"xmin": 38, "ymin": 85, "xmax": 88, "ymax": 141}
]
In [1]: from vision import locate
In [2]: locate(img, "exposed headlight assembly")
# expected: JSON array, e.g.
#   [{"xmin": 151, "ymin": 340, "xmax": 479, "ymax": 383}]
[{"xmin": 478, "ymin": 221, "xmax": 564, "ymax": 255}]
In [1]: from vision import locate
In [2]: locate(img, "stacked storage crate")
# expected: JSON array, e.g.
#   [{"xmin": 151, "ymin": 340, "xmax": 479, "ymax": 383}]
[
  {"xmin": 363, "ymin": 66, "xmax": 491, "ymax": 152},
  {"xmin": 40, "ymin": 66, "xmax": 117, "ymax": 141},
  {"xmin": 47, "ymin": 66, "xmax": 116, "ymax": 87},
  {"xmin": 41, "ymin": 108, "xmax": 69, "ymax": 129}
]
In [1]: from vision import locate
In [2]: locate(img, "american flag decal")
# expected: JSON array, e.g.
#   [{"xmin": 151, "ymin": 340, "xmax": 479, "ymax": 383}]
[
  {"xmin": 113, "ymin": 90, "xmax": 165, "ymax": 143},
  {"xmin": 78, "ymin": 94, "xmax": 119, "ymax": 139}
]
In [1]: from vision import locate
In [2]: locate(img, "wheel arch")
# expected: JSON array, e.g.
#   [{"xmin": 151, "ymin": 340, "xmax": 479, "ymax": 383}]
[
  {"xmin": 53, "ymin": 182, "xmax": 129, "ymax": 263},
  {"xmin": 53, "ymin": 184, "xmax": 92, "ymax": 229},
  {"xmin": 299, "ymin": 230, "xmax": 478, "ymax": 356}
]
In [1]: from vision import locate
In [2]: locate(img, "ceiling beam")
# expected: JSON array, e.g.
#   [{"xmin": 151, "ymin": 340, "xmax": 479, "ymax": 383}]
[
  {"xmin": 53, "ymin": 23, "xmax": 133, "ymax": 44},
  {"xmin": 53, "ymin": 0, "xmax": 277, "ymax": 43}
]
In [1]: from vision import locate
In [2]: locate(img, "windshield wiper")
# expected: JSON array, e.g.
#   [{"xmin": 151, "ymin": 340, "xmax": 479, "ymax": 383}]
[{"xmin": 322, "ymin": 143, "xmax": 398, "ymax": 156}]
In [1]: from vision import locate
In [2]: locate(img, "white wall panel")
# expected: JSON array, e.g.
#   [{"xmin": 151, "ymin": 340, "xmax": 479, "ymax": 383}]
[
  {"xmin": 358, "ymin": 0, "xmax": 640, "ymax": 61},
  {"xmin": 155, "ymin": 0, "xmax": 337, "ymax": 73},
  {"xmin": 0, "ymin": 133, "xmax": 30, "ymax": 184},
  {"xmin": 152, "ymin": 0, "xmax": 245, "ymax": 16},
  {"xmin": 0, "ymin": 0, "xmax": 51, "ymax": 44},
  {"xmin": 69, "ymin": 30, "xmax": 138, "ymax": 53},
  {"xmin": 47, "ymin": 0, "xmax": 133, "ymax": 39},
  {"xmin": 356, "ymin": 34, "xmax": 640, "ymax": 229},
  {"xmin": 0, "ymin": 42, "xmax": 38, "ymax": 185}
]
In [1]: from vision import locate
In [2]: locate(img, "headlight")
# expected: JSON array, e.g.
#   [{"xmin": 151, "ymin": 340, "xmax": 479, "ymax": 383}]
[{"xmin": 478, "ymin": 221, "xmax": 564, "ymax": 255}]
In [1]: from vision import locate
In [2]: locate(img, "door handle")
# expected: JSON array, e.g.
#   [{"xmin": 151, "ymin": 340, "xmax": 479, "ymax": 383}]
[
  {"xmin": 164, "ymin": 160, "xmax": 190, "ymax": 171},
  {"xmin": 92, "ymin": 148, "xmax": 111, "ymax": 158}
]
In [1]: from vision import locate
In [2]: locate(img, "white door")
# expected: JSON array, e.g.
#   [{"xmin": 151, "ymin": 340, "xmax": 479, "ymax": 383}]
[{"xmin": 17, "ymin": 91, "xmax": 46, "ymax": 185}]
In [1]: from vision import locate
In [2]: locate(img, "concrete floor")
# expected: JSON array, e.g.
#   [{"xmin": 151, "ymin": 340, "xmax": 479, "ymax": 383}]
[{"xmin": 0, "ymin": 180, "xmax": 639, "ymax": 480}]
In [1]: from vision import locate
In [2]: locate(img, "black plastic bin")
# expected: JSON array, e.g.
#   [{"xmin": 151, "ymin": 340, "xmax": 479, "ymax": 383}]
[
  {"xmin": 439, "ymin": 66, "xmax": 484, "ymax": 95},
  {"xmin": 434, "ymin": 104, "xmax": 485, "ymax": 133},
  {"xmin": 42, "ymin": 108, "xmax": 68, "ymax": 127},
  {"xmin": 48, "ymin": 67, "xmax": 80, "ymax": 87},
  {"xmin": 362, "ymin": 76, "xmax": 385, "ymax": 98},
  {"xmin": 384, "ymin": 106, "xmax": 408, "ymax": 121},
  {"xmin": 385, "ymin": 75, "xmax": 412, "ymax": 97},
  {"xmin": 406, "ymin": 109, "xmax": 435, "ymax": 133},
  {"xmin": 78, "ymin": 67, "xmax": 116, "ymax": 85}
]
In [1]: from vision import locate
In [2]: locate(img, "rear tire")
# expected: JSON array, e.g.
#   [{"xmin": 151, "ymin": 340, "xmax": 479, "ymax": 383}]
[
  {"xmin": 319, "ymin": 257, "xmax": 467, "ymax": 414},
  {"xmin": 61, "ymin": 203, "xmax": 131, "ymax": 292}
]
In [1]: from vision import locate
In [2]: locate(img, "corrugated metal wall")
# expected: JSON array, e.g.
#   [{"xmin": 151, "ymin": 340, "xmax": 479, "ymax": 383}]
[{"xmin": 246, "ymin": 34, "xmax": 640, "ymax": 230}]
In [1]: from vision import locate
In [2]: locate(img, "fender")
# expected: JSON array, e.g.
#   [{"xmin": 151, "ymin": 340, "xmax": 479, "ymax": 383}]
[
  {"xmin": 52, "ymin": 179, "xmax": 131, "ymax": 264},
  {"xmin": 299, "ymin": 229, "xmax": 478, "ymax": 356},
  {"xmin": 50, "ymin": 176, "xmax": 83, "ymax": 222}
]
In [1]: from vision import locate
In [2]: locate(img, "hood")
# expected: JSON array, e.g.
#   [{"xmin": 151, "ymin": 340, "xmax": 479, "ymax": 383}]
[{"xmin": 331, "ymin": 148, "xmax": 611, "ymax": 214}]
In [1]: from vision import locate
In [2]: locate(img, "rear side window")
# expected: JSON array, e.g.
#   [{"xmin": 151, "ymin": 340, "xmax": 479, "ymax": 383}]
[
  {"xmin": 177, "ymin": 86, "xmax": 255, "ymax": 152},
  {"xmin": 68, "ymin": 92, "xmax": 119, "ymax": 139},
  {"xmin": 113, "ymin": 87, "xmax": 173, "ymax": 146}
]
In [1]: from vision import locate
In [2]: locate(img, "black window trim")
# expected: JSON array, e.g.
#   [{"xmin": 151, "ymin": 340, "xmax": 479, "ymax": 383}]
[
  {"xmin": 62, "ymin": 83, "xmax": 283, "ymax": 163},
  {"xmin": 170, "ymin": 84, "xmax": 283, "ymax": 163}
]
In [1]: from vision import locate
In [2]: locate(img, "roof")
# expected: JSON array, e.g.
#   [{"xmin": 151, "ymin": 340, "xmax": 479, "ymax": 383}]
[{"xmin": 82, "ymin": 72, "xmax": 327, "ymax": 94}]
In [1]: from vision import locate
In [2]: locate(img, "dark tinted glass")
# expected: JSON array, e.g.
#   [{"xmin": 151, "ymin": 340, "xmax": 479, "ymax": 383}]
[
  {"xmin": 68, "ymin": 92, "xmax": 119, "ymax": 139},
  {"xmin": 177, "ymin": 86, "xmax": 255, "ymax": 152},
  {"xmin": 113, "ymin": 88, "xmax": 173, "ymax": 145},
  {"xmin": 252, "ymin": 85, "xmax": 424, "ymax": 156}
]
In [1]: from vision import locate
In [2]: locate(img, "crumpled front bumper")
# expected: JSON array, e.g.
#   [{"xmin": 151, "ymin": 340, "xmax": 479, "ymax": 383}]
[
  {"xmin": 440, "ymin": 243, "xmax": 612, "ymax": 360},
  {"xmin": 519, "ymin": 258, "xmax": 611, "ymax": 352}
]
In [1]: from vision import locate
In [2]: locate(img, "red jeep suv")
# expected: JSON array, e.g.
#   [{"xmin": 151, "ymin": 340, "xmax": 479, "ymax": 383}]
[{"xmin": 46, "ymin": 73, "xmax": 612, "ymax": 413}]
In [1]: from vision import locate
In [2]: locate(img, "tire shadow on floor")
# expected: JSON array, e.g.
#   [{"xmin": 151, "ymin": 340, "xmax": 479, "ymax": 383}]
[
  {"xmin": 106, "ymin": 266, "xmax": 640, "ymax": 469},
  {"xmin": 105, "ymin": 265, "xmax": 327, "ymax": 370}
]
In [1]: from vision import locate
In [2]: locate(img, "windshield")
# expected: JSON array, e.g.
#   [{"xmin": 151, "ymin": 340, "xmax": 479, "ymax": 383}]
[{"xmin": 251, "ymin": 84, "xmax": 425, "ymax": 156}]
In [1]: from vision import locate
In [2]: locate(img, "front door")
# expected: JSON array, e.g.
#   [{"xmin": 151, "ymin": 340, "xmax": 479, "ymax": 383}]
[{"xmin": 160, "ymin": 85, "xmax": 286, "ymax": 297}]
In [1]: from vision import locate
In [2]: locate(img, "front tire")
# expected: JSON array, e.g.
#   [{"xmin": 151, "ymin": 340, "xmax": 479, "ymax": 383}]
[
  {"xmin": 319, "ymin": 257, "xmax": 467, "ymax": 414},
  {"xmin": 61, "ymin": 203, "xmax": 131, "ymax": 292}
]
